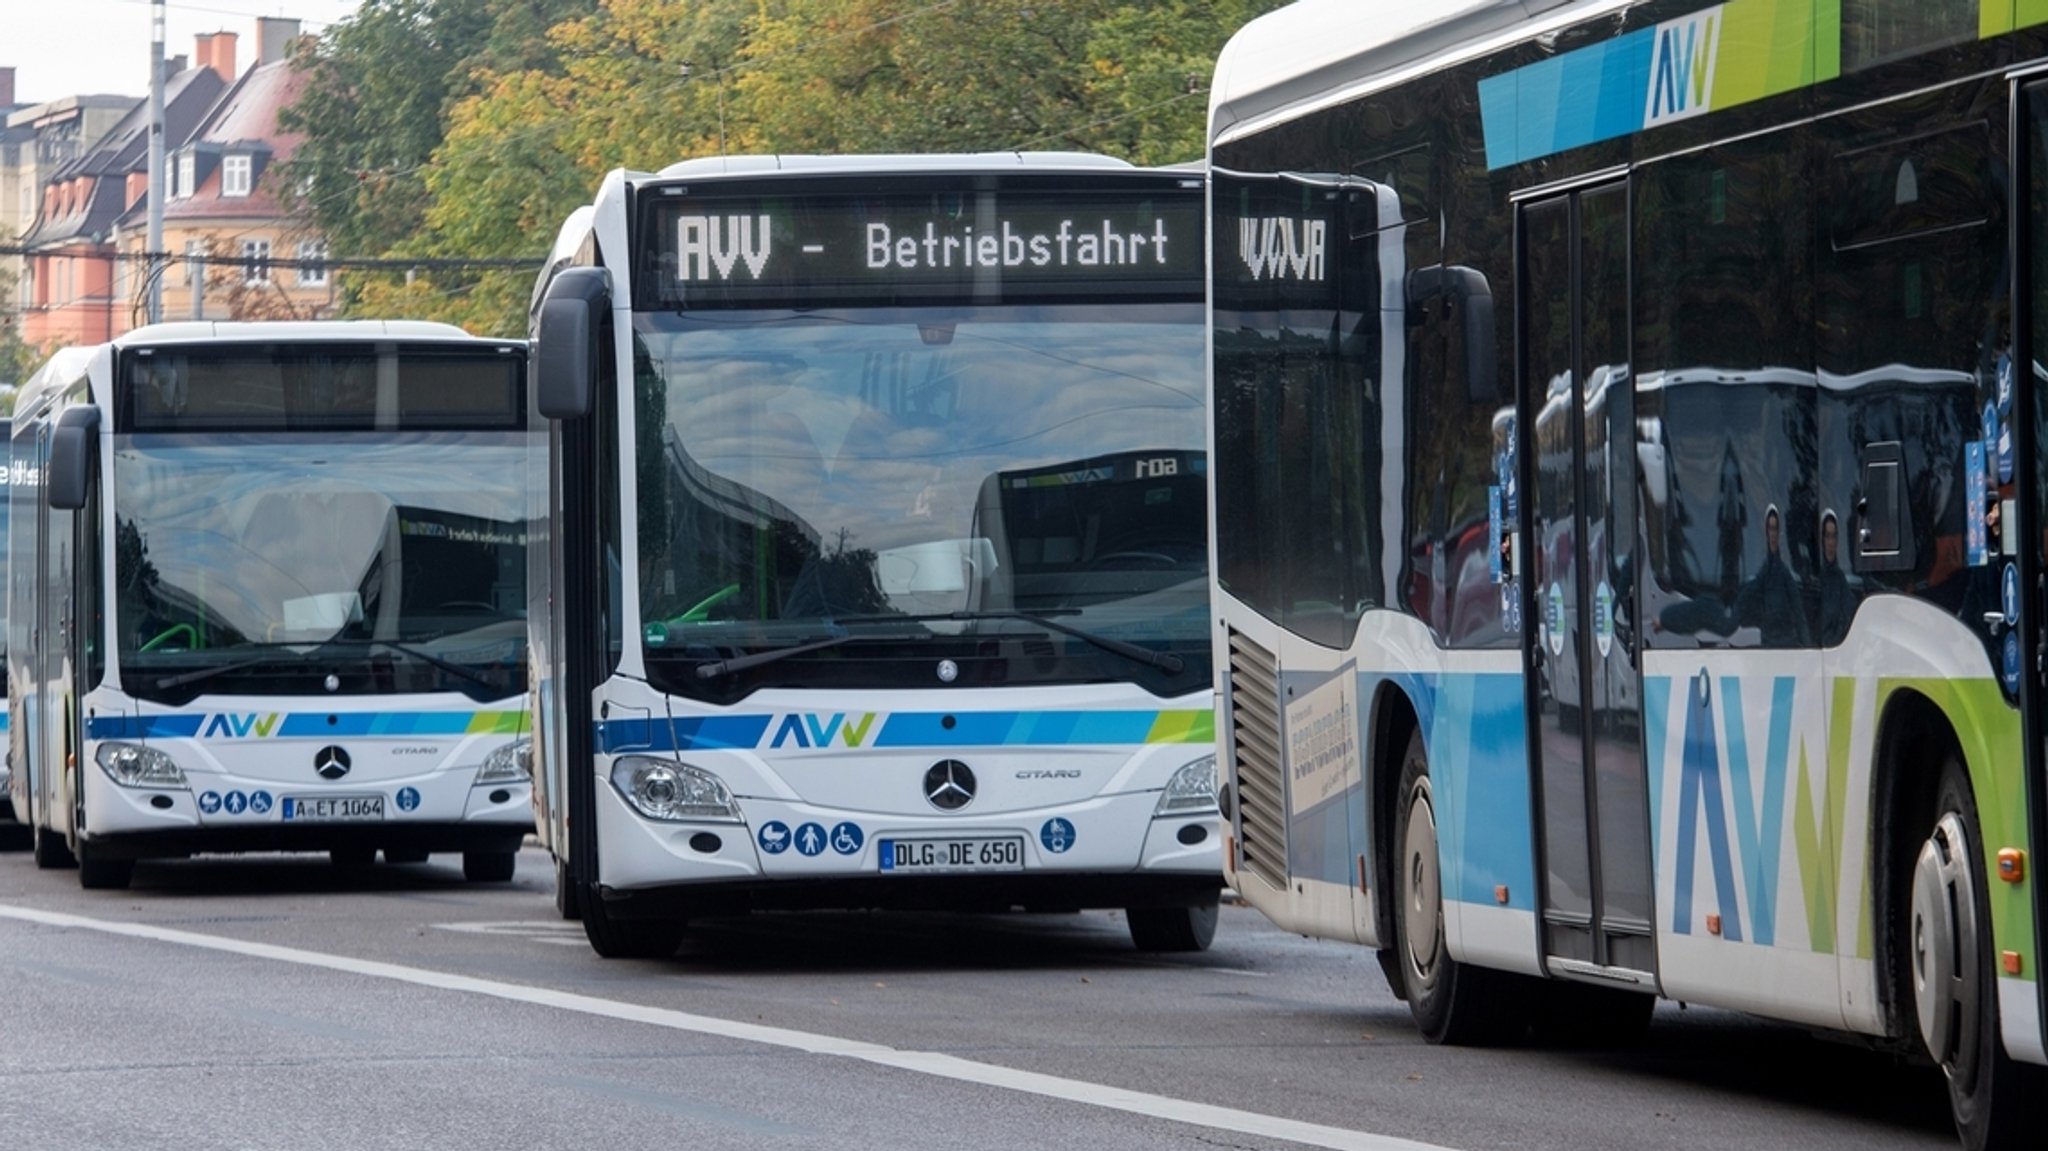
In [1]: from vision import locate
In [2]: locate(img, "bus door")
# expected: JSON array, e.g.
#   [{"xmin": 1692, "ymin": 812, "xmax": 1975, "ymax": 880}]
[
  {"xmin": 32, "ymin": 416, "xmax": 70, "ymax": 841},
  {"xmin": 1516, "ymin": 180, "xmax": 1658, "ymax": 983},
  {"xmin": 2014, "ymin": 76, "xmax": 2048, "ymax": 1055}
]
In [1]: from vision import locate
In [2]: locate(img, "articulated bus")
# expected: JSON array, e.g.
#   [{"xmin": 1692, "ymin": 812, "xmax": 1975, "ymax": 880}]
[
  {"xmin": 1208, "ymin": 1, "xmax": 2048, "ymax": 1146},
  {"xmin": 528, "ymin": 153, "xmax": 1219, "ymax": 959},
  {"xmin": 7, "ymin": 322, "xmax": 534, "ymax": 889}
]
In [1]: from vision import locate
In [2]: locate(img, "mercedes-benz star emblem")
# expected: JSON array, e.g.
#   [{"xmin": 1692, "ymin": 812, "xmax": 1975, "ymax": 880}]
[
  {"xmin": 314, "ymin": 745, "xmax": 352, "ymax": 781},
  {"xmin": 923, "ymin": 759, "xmax": 976, "ymax": 811}
]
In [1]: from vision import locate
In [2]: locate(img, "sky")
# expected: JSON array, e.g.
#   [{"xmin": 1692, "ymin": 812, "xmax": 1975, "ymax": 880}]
[{"xmin": 6, "ymin": 0, "xmax": 363, "ymax": 106}]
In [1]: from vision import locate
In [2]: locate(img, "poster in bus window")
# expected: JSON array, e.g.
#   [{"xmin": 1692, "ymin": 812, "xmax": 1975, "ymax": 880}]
[
  {"xmin": 1488, "ymin": 486, "xmax": 1503, "ymax": 584},
  {"xmin": 1965, "ymin": 441, "xmax": 1987, "ymax": 568}
]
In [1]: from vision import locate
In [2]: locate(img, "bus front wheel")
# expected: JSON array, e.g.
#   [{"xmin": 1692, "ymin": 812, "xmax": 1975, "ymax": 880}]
[
  {"xmin": 1394, "ymin": 729, "xmax": 1526, "ymax": 1045},
  {"xmin": 1909, "ymin": 756, "xmax": 2045, "ymax": 1151},
  {"xmin": 581, "ymin": 888, "xmax": 686, "ymax": 960},
  {"xmin": 462, "ymin": 850, "xmax": 517, "ymax": 883},
  {"xmin": 74, "ymin": 838, "xmax": 133, "ymax": 890},
  {"xmin": 1127, "ymin": 896, "xmax": 1219, "ymax": 952}
]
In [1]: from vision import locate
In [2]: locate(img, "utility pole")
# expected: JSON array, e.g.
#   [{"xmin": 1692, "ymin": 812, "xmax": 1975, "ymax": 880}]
[{"xmin": 146, "ymin": 0, "xmax": 166, "ymax": 325}]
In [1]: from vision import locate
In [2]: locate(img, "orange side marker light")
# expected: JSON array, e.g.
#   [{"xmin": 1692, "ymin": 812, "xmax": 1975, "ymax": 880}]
[
  {"xmin": 1997, "ymin": 849, "xmax": 2025, "ymax": 884},
  {"xmin": 1706, "ymin": 914, "xmax": 1723, "ymax": 936},
  {"xmin": 1494, "ymin": 885, "xmax": 1510, "ymax": 905},
  {"xmin": 2002, "ymin": 951, "xmax": 2024, "ymax": 976}
]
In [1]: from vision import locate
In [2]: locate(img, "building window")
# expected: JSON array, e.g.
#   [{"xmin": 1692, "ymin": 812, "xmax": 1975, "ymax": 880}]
[
  {"xmin": 297, "ymin": 240, "xmax": 329, "ymax": 287},
  {"xmin": 242, "ymin": 238, "xmax": 271, "ymax": 284},
  {"xmin": 176, "ymin": 152, "xmax": 195, "ymax": 200},
  {"xmin": 222, "ymin": 154, "xmax": 252, "ymax": 198}
]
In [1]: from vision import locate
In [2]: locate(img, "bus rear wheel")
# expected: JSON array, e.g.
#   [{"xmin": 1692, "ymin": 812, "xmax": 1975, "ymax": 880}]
[
  {"xmin": 1394, "ymin": 730, "xmax": 1526, "ymax": 1045},
  {"xmin": 1127, "ymin": 896, "xmax": 1219, "ymax": 952},
  {"xmin": 554, "ymin": 858, "xmax": 583, "ymax": 921},
  {"xmin": 1909, "ymin": 757, "xmax": 2045, "ymax": 1151},
  {"xmin": 581, "ymin": 888, "xmax": 685, "ymax": 960},
  {"xmin": 33, "ymin": 825, "xmax": 75, "ymax": 869}
]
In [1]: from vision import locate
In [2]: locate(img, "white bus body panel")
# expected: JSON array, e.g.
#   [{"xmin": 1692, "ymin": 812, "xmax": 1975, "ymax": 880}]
[
  {"xmin": 591, "ymin": 679, "xmax": 1217, "ymax": 892},
  {"xmin": 78, "ymin": 688, "xmax": 530, "ymax": 844}
]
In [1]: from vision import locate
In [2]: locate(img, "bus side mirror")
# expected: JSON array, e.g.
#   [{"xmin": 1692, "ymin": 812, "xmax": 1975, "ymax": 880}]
[
  {"xmin": 1407, "ymin": 265, "xmax": 1497, "ymax": 401},
  {"xmin": 536, "ymin": 266, "xmax": 611, "ymax": 421},
  {"xmin": 48, "ymin": 405, "xmax": 100, "ymax": 512}
]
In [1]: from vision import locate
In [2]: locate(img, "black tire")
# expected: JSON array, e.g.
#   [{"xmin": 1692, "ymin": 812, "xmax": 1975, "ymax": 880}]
[
  {"xmin": 581, "ymin": 887, "xmax": 685, "ymax": 959},
  {"xmin": 1527, "ymin": 979, "xmax": 1654, "ymax": 1048},
  {"xmin": 462, "ymin": 849, "xmax": 517, "ymax": 883},
  {"xmin": 554, "ymin": 857, "xmax": 583, "ymax": 921},
  {"xmin": 33, "ymin": 825, "xmax": 75, "ymax": 870},
  {"xmin": 1127, "ymin": 896, "xmax": 1220, "ymax": 952},
  {"xmin": 74, "ymin": 839, "xmax": 133, "ymax": 891},
  {"xmin": 382, "ymin": 848, "xmax": 430, "ymax": 865},
  {"xmin": 1910, "ymin": 756, "xmax": 2046, "ymax": 1151},
  {"xmin": 330, "ymin": 847, "xmax": 376, "ymax": 871},
  {"xmin": 1392, "ymin": 729, "xmax": 1528, "ymax": 1045}
]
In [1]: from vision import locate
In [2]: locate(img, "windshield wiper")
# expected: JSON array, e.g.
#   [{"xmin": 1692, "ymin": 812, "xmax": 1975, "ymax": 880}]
[
  {"xmin": 317, "ymin": 639, "xmax": 509, "ymax": 693},
  {"xmin": 153, "ymin": 648, "xmax": 318, "ymax": 692},
  {"xmin": 693, "ymin": 633, "xmax": 857, "ymax": 679},
  {"xmin": 835, "ymin": 610, "xmax": 1185, "ymax": 674}
]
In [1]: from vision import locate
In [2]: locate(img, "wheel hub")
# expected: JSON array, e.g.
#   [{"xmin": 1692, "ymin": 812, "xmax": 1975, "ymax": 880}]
[
  {"xmin": 1402, "ymin": 782, "xmax": 1443, "ymax": 986},
  {"xmin": 1910, "ymin": 811, "xmax": 1981, "ymax": 1079}
]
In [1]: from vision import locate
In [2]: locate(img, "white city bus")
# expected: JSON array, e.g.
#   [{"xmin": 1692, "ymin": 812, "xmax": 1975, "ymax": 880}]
[
  {"xmin": 1208, "ymin": 2, "xmax": 2048, "ymax": 1148},
  {"xmin": 0, "ymin": 418, "xmax": 13, "ymax": 834},
  {"xmin": 7, "ymin": 322, "xmax": 534, "ymax": 889},
  {"xmin": 528, "ymin": 153, "xmax": 1219, "ymax": 958}
]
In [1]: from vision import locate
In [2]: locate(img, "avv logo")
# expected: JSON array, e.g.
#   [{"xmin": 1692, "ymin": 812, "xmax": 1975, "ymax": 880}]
[
  {"xmin": 676, "ymin": 214, "xmax": 772, "ymax": 281},
  {"xmin": 767, "ymin": 712, "xmax": 880, "ymax": 750},
  {"xmin": 203, "ymin": 712, "xmax": 282, "ymax": 738},
  {"xmin": 1643, "ymin": 5, "xmax": 1721, "ymax": 128},
  {"xmin": 1237, "ymin": 217, "xmax": 1326, "ymax": 282}
]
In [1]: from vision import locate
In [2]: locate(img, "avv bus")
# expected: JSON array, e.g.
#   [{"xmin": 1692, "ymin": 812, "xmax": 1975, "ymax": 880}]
[
  {"xmin": 1208, "ymin": 1, "xmax": 2048, "ymax": 1147},
  {"xmin": 528, "ymin": 153, "xmax": 1219, "ymax": 958},
  {"xmin": 7, "ymin": 322, "xmax": 534, "ymax": 889}
]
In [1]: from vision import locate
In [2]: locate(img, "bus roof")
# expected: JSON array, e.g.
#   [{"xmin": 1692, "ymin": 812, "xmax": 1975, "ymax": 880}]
[
  {"xmin": 115, "ymin": 320, "xmax": 484, "ymax": 347},
  {"xmin": 1208, "ymin": 0, "xmax": 1621, "ymax": 148},
  {"xmin": 650, "ymin": 152, "xmax": 1141, "ymax": 180},
  {"xmin": 11, "ymin": 321, "xmax": 516, "ymax": 421}
]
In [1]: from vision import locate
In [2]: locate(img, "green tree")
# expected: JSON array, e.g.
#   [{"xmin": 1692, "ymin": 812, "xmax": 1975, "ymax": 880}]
[
  {"xmin": 0, "ymin": 268, "xmax": 46, "ymax": 406},
  {"xmin": 277, "ymin": 0, "xmax": 595, "ymax": 298}
]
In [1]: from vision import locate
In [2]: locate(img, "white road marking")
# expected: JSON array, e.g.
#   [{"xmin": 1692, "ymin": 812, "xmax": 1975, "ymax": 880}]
[{"xmin": 0, "ymin": 903, "xmax": 1453, "ymax": 1151}]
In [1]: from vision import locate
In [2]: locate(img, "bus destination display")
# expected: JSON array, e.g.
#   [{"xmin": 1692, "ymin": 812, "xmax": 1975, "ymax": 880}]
[{"xmin": 641, "ymin": 186, "xmax": 1203, "ymax": 306}]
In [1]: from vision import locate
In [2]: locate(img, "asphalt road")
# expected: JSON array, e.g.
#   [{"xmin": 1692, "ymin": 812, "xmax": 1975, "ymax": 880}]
[{"xmin": 0, "ymin": 845, "xmax": 1958, "ymax": 1151}]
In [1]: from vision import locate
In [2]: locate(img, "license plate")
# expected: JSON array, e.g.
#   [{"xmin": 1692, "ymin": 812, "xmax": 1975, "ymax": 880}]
[
  {"xmin": 877, "ymin": 836, "xmax": 1025, "ymax": 874},
  {"xmin": 281, "ymin": 795, "xmax": 385, "ymax": 822}
]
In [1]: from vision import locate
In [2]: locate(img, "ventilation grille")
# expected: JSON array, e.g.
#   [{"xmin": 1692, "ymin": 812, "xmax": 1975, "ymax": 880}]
[{"xmin": 1227, "ymin": 628, "xmax": 1286, "ymax": 891}]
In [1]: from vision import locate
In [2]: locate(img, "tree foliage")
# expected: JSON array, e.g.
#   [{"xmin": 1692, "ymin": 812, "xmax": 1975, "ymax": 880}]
[
  {"xmin": 0, "ymin": 269, "xmax": 47, "ymax": 403},
  {"xmin": 286, "ymin": 0, "xmax": 1288, "ymax": 334}
]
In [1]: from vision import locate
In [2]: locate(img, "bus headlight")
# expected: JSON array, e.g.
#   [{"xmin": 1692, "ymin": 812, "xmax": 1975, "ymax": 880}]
[
  {"xmin": 475, "ymin": 738, "xmax": 531, "ymax": 784},
  {"xmin": 609, "ymin": 756, "xmax": 740, "ymax": 822},
  {"xmin": 95, "ymin": 742, "xmax": 188, "ymax": 789},
  {"xmin": 1155, "ymin": 754, "xmax": 1218, "ymax": 816}
]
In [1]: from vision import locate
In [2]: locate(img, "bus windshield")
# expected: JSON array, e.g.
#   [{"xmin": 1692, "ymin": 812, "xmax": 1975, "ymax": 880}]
[
  {"xmin": 631, "ymin": 302, "xmax": 1209, "ymax": 700},
  {"xmin": 114, "ymin": 432, "xmax": 527, "ymax": 704}
]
